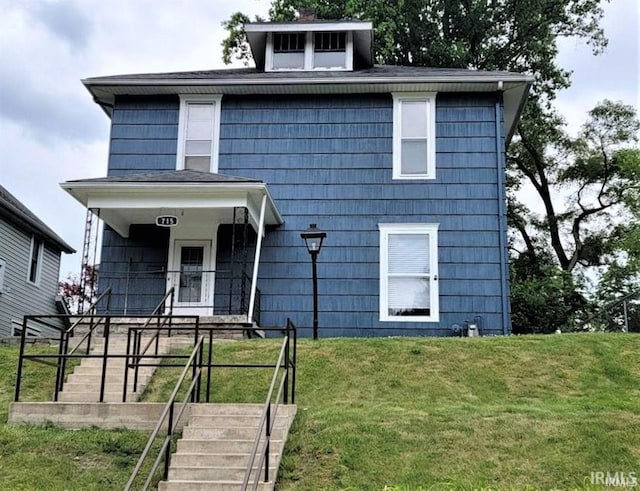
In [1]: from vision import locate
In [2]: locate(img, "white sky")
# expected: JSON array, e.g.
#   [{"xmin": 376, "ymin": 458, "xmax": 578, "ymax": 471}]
[{"xmin": 0, "ymin": 0, "xmax": 638, "ymax": 279}]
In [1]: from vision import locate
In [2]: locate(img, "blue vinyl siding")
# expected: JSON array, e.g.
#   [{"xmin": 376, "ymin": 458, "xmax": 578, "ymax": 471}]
[
  {"xmin": 100, "ymin": 92, "xmax": 510, "ymax": 336},
  {"xmin": 108, "ymin": 96, "xmax": 179, "ymax": 176},
  {"xmin": 217, "ymin": 93, "xmax": 509, "ymax": 336},
  {"xmin": 99, "ymin": 225, "xmax": 169, "ymax": 314}
]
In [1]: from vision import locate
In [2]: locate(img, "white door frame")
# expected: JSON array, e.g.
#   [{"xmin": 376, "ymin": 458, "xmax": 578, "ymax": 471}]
[
  {"xmin": 167, "ymin": 221, "xmax": 219, "ymax": 316},
  {"xmin": 170, "ymin": 240, "xmax": 212, "ymax": 315}
]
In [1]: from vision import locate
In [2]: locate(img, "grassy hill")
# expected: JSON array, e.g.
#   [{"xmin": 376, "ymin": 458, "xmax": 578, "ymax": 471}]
[{"xmin": 2, "ymin": 333, "xmax": 639, "ymax": 490}]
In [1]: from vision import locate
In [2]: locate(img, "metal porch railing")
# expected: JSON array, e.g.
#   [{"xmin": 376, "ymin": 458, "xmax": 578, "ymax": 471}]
[{"xmin": 96, "ymin": 269, "xmax": 260, "ymax": 323}]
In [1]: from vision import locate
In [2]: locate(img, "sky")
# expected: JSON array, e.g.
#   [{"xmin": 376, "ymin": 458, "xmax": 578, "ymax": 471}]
[{"xmin": 0, "ymin": 0, "xmax": 638, "ymax": 279}]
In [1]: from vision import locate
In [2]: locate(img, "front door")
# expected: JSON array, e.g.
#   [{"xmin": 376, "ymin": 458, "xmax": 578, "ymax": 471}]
[{"xmin": 171, "ymin": 240, "xmax": 212, "ymax": 315}]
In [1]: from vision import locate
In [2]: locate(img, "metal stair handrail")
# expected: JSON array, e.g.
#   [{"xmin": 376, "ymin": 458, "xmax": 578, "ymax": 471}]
[
  {"xmin": 124, "ymin": 335, "xmax": 205, "ymax": 491},
  {"xmin": 65, "ymin": 287, "xmax": 112, "ymax": 356},
  {"xmin": 242, "ymin": 318, "xmax": 296, "ymax": 490}
]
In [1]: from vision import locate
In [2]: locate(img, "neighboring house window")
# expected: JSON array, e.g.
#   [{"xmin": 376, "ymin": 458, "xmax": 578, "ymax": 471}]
[
  {"xmin": 12, "ymin": 320, "xmax": 41, "ymax": 337},
  {"xmin": 267, "ymin": 31, "xmax": 353, "ymax": 71},
  {"xmin": 379, "ymin": 223, "xmax": 439, "ymax": 322},
  {"xmin": 392, "ymin": 93, "xmax": 437, "ymax": 179},
  {"xmin": 176, "ymin": 95, "xmax": 222, "ymax": 173},
  {"xmin": 28, "ymin": 237, "xmax": 43, "ymax": 285}
]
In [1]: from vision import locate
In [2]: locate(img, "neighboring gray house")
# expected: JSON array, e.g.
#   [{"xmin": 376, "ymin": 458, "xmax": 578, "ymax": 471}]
[{"xmin": 0, "ymin": 185, "xmax": 75, "ymax": 337}]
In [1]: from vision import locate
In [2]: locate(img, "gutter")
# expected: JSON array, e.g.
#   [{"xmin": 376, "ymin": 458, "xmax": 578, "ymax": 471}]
[
  {"xmin": 83, "ymin": 74, "xmax": 534, "ymax": 87},
  {"xmin": 495, "ymin": 84, "xmax": 511, "ymax": 335}
]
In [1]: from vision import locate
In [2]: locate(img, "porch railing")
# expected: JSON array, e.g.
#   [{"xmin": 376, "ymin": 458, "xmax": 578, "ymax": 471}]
[{"xmin": 96, "ymin": 269, "xmax": 259, "ymax": 321}]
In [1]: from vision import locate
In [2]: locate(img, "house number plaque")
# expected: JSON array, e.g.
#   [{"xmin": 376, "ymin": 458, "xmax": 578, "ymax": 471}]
[{"xmin": 156, "ymin": 215, "xmax": 179, "ymax": 227}]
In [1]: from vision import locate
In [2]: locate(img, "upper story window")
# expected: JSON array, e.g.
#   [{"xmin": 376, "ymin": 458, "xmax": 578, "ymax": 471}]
[
  {"xmin": 266, "ymin": 31, "xmax": 353, "ymax": 71},
  {"xmin": 28, "ymin": 237, "xmax": 43, "ymax": 285},
  {"xmin": 176, "ymin": 95, "xmax": 222, "ymax": 173},
  {"xmin": 392, "ymin": 93, "xmax": 437, "ymax": 180}
]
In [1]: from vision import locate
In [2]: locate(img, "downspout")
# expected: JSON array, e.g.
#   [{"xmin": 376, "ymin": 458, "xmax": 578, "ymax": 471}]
[
  {"xmin": 247, "ymin": 193, "xmax": 267, "ymax": 324},
  {"xmin": 495, "ymin": 82, "xmax": 511, "ymax": 334}
]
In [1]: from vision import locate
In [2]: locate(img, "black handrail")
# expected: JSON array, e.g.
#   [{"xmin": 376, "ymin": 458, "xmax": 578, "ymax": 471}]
[
  {"xmin": 241, "ymin": 318, "xmax": 296, "ymax": 490},
  {"xmin": 126, "ymin": 287, "xmax": 176, "ymax": 401},
  {"xmin": 13, "ymin": 288, "xmax": 112, "ymax": 402},
  {"xmin": 65, "ymin": 287, "xmax": 113, "ymax": 355},
  {"xmin": 125, "ymin": 336, "xmax": 205, "ymax": 491}
]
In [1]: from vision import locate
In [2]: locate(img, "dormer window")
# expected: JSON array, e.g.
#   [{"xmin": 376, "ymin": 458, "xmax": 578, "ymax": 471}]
[
  {"xmin": 272, "ymin": 33, "xmax": 305, "ymax": 69},
  {"xmin": 265, "ymin": 30, "xmax": 353, "ymax": 72},
  {"xmin": 313, "ymin": 32, "xmax": 346, "ymax": 69},
  {"xmin": 244, "ymin": 21, "xmax": 372, "ymax": 73}
]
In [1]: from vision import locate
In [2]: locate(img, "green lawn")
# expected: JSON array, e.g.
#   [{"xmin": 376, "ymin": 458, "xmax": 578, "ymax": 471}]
[
  {"xmin": 2, "ymin": 333, "xmax": 639, "ymax": 490},
  {"xmin": 0, "ymin": 344, "xmax": 151, "ymax": 490}
]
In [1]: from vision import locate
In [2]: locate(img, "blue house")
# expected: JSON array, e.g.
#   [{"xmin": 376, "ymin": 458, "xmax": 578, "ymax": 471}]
[{"xmin": 62, "ymin": 17, "xmax": 532, "ymax": 337}]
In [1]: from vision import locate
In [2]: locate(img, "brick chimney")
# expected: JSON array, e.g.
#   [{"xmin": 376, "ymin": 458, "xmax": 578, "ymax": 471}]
[{"xmin": 298, "ymin": 8, "xmax": 317, "ymax": 21}]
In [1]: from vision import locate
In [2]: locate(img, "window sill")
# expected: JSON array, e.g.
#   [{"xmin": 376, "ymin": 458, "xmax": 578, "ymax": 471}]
[
  {"xmin": 392, "ymin": 174, "xmax": 436, "ymax": 180},
  {"xmin": 380, "ymin": 315, "xmax": 440, "ymax": 323}
]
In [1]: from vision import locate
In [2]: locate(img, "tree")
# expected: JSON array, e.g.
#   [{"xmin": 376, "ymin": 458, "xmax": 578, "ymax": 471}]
[
  {"xmin": 510, "ymin": 101, "xmax": 640, "ymax": 272},
  {"xmin": 509, "ymin": 250, "xmax": 589, "ymax": 334},
  {"xmin": 59, "ymin": 264, "xmax": 98, "ymax": 314}
]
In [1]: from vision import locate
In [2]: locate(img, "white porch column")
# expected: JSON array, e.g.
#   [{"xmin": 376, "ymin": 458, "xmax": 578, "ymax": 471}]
[{"xmin": 247, "ymin": 194, "xmax": 267, "ymax": 324}]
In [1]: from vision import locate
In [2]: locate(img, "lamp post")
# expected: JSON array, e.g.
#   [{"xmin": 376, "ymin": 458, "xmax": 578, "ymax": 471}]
[{"xmin": 300, "ymin": 224, "xmax": 326, "ymax": 340}]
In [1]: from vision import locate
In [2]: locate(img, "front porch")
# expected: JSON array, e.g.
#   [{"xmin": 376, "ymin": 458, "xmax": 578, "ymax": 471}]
[{"xmin": 61, "ymin": 170, "xmax": 283, "ymax": 323}]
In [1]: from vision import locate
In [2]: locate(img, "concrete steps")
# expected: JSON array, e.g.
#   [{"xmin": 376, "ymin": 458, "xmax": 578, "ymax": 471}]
[
  {"xmin": 158, "ymin": 403, "xmax": 296, "ymax": 491},
  {"xmin": 58, "ymin": 334, "xmax": 171, "ymax": 403}
]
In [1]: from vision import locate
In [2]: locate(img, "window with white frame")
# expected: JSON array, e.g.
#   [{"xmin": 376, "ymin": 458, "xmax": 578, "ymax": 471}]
[
  {"xmin": 267, "ymin": 31, "xmax": 353, "ymax": 71},
  {"xmin": 272, "ymin": 32, "xmax": 306, "ymax": 69},
  {"xmin": 379, "ymin": 223, "xmax": 439, "ymax": 322},
  {"xmin": 392, "ymin": 93, "xmax": 436, "ymax": 179},
  {"xmin": 313, "ymin": 31, "xmax": 346, "ymax": 68},
  {"xmin": 176, "ymin": 95, "xmax": 222, "ymax": 173},
  {"xmin": 27, "ymin": 237, "xmax": 43, "ymax": 285}
]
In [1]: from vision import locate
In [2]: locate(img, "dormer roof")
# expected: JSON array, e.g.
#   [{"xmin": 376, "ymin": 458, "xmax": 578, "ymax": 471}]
[{"xmin": 244, "ymin": 20, "xmax": 374, "ymax": 71}]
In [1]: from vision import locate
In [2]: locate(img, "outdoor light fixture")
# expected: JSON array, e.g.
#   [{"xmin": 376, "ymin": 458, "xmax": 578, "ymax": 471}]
[
  {"xmin": 300, "ymin": 223, "xmax": 326, "ymax": 340},
  {"xmin": 301, "ymin": 223, "xmax": 326, "ymax": 254}
]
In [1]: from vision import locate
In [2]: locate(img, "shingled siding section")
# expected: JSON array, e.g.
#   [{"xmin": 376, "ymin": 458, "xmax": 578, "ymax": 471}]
[
  {"xmin": 108, "ymin": 96, "xmax": 179, "ymax": 176},
  {"xmin": 217, "ymin": 93, "xmax": 509, "ymax": 336},
  {"xmin": 98, "ymin": 96, "xmax": 178, "ymax": 312},
  {"xmin": 99, "ymin": 225, "xmax": 170, "ymax": 314}
]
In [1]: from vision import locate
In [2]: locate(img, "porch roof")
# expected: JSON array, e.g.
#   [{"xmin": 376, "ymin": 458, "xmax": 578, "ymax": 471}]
[{"xmin": 60, "ymin": 170, "xmax": 283, "ymax": 238}]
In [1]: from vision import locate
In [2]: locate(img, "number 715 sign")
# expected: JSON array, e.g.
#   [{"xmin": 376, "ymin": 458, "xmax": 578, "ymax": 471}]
[{"xmin": 156, "ymin": 215, "xmax": 179, "ymax": 227}]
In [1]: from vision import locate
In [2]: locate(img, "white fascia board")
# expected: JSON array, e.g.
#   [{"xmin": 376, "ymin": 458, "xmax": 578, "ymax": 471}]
[
  {"xmin": 61, "ymin": 181, "xmax": 284, "ymax": 225},
  {"xmin": 62, "ymin": 181, "xmax": 268, "ymax": 196},
  {"xmin": 86, "ymin": 195, "xmax": 248, "ymax": 210},
  {"xmin": 84, "ymin": 74, "xmax": 533, "ymax": 88},
  {"xmin": 244, "ymin": 21, "xmax": 373, "ymax": 33}
]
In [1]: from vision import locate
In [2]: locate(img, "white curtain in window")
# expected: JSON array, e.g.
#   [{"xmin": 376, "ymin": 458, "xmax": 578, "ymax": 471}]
[{"xmin": 387, "ymin": 233, "xmax": 431, "ymax": 313}]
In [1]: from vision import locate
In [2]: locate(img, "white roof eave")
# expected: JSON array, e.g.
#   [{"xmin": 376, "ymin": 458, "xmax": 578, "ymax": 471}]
[
  {"xmin": 84, "ymin": 75, "xmax": 532, "ymax": 141},
  {"xmin": 60, "ymin": 180, "xmax": 284, "ymax": 226}
]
